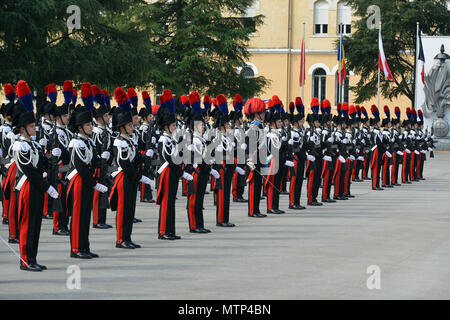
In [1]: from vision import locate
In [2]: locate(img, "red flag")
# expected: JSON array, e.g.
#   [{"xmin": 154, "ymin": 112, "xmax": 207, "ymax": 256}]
[{"xmin": 378, "ymin": 31, "xmax": 395, "ymax": 81}]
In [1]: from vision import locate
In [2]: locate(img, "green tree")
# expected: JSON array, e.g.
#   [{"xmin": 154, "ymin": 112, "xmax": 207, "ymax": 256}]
[
  {"xmin": 148, "ymin": 0, "xmax": 269, "ymax": 100},
  {"xmin": 342, "ymin": 0, "xmax": 450, "ymax": 105},
  {"xmin": 0, "ymin": 0, "xmax": 164, "ymax": 103}
]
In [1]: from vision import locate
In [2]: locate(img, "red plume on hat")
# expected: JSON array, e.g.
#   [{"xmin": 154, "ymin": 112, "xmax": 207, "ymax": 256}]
[
  {"xmin": 4, "ymin": 83, "xmax": 15, "ymax": 101},
  {"xmin": 46, "ymin": 83, "xmax": 57, "ymax": 103},
  {"xmin": 16, "ymin": 80, "xmax": 34, "ymax": 112},
  {"xmin": 311, "ymin": 97, "xmax": 319, "ymax": 114},
  {"xmin": 142, "ymin": 91, "xmax": 152, "ymax": 109},
  {"xmin": 289, "ymin": 101, "xmax": 295, "ymax": 114},
  {"xmin": 371, "ymin": 104, "xmax": 380, "ymax": 118},
  {"xmin": 383, "ymin": 105, "xmax": 390, "ymax": 118}
]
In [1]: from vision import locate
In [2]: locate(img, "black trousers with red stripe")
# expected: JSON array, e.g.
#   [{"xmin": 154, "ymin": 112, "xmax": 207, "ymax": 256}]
[
  {"xmin": 321, "ymin": 159, "xmax": 333, "ymax": 201},
  {"xmin": 111, "ymin": 172, "xmax": 138, "ymax": 244},
  {"xmin": 402, "ymin": 151, "xmax": 411, "ymax": 183},
  {"xmin": 248, "ymin": 164, "xmax": 263, "ymax": 216},
  {"xmin": 18, "ymin": 180, "xmax": 45, "ymax": 267},
  {"xmin": 187, "ymin": 165, "xmax": 209, "ymax": 230},
  {"xmin": 371, "ymin": 149, "xmax": 382, "ymax": 189},
  {"xmin": 53, "ymin": 180, "xmax": 69, "ymax": 232},
  {"xmin": 140, "ymin": 182, "xmax": 153, "ymax": 201},
  {"xmin": 307, "ymin": 160, "xmax": 322, "ymax": 204},
  {"xmin": 232, "ymin": 169, "xmax": 245, "ymax": 200},
  {"xmin": 266, "ymin": 169, "xmax": 281, "ymax": 211},
  {"xmin": 67, "ymin": 175, "xmax": 94, "ymax": 254},
  {"xmin": 215, "ymin": 165, "xmax": 234, "ymax": 224},
  {"xmin": 157, "ymin": 166, "xmax": 180, "ymax": 236},
  {"xmin": 290, "ymin": 156, "xmax": 305, "ymax": 206}
]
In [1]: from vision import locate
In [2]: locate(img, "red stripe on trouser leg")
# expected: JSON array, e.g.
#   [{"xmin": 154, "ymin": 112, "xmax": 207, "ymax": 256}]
[
  {"xmin": 290, "ymin": 159, "xmax": 298, "ymax": 206},
  {"xmin": 372, "ymin": 152, "xmax": 378, "ymax": 189},
  {"xmin": 158, "ymin": 167, "xmax": 170, "ymax": 235},
  {"xmin": 344, "ymin": 159, "xmax": 351, "ymax": 195},
  {"xmin": 217, "ymin": 169, "xmax": 225, "ymax": 223},
  {"xmin": 141, "ymin": 182, "xmax": 145, "ymax": 201},
  {"xmin": 267, "ymin": 175, "xmax": 274, "ymax": 211},
  {"xmin": 182, "ymin": 178, "xmax": 187, "ymax": 195},
  {"xmin": 43, "ymin": 193, "xmax": 48, "ymax": 216},
  {"xmin": 188, "ymin": 173, "xmax": 198, "ymax": 230},
  {"xmin": 2, "ymin": 176, "xmax": 7, "ymax": 219},
  {"xmin": 322, "ymin": 161, "xmax": 329, "ymax": 200},
  {"xmin": 232, "ymin": 171, "xmax": 238, "ymax": 200},
  {"xmin": 333, "ymin": 161, "xmax": 341, "ymax": 197},
  {"xmin": 410, "ymin": 153, "xmax": 415, "ymax": 179},
  {"xmin": 382, "ymin": 154, "xmax": 387, "ymax": 186},
  {"xmin": 71, "ymin": 176, "xmax": 82, "ymax": 254},
  {"xmin": 93, "ymin": 189, "xmax": 100, "ymax": 225},
  {"xmin": 363, "ymin": 155, "xmax": 368, "ymax": 179},
  {"xmin": 53, "ymin": 182, "xmax": 63, "ymax": 231},
  {"xmin": 391, "ymin": 153, "xmax": 397, "ymax": 185},
  {"xmin": 402, "ymin": 152, "xmax": 407, "ymax": 182},
  {"xmin": 249, "ymin": 179, "xmax": 254, "ymax": 215},
  {"xmin": 417, "ymin": 157, "xmax": 421, "ymax": 178},
  {"xmin": 307, "ymin": 169, "xmax": 314, "ymax": 203},
  {"xmin": 115, "ymin": 172, "xmax": 125, "ymax": 244},
  {"xmin": 18, "ymin": 181, "xmax": 30, "ymax": 267},
  {"xmin": 8, "ymin": 186, "xmax": 17, "ymax": 239}
]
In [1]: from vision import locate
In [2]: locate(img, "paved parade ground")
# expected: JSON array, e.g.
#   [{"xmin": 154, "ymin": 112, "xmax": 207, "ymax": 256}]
[{"xmin": 1, "ymin": 152, "xmax": 449, "ymax": 300}]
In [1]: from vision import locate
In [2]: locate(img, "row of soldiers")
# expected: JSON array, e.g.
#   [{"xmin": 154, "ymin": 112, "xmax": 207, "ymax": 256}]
[{"xmin": 0, "ymin": 80, "xmax": 434, "ymax": 272}]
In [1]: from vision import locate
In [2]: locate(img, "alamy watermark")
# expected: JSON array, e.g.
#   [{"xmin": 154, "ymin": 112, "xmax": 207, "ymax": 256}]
[{"xmin": 67, "ymin": 5, "xmax": 81, "ymax": 30}]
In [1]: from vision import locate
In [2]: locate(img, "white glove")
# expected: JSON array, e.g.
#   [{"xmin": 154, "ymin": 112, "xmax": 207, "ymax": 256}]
[
  {"xmin": 0, "ymin": 149, "xmax": 3, "ymax": 158},
  {"xmin": 343, "ymin": 138, "xmax": 349, "ymax": 144},
  {"xmin": 323, "ymin": 155, "xmax": 332, "ymax": 162},
  {"xmin": 282, "ymin": 136, "xmax": 287, "ymax": 141},
  {"xmin": 414, "ymin": 150, "xmax": 420, "ymax": 155},
  {"xmin": 247, "ymin": 161, "xmax": 256, "ymax": 171},
  {"xmin": 232, "ymin": 142, "xmax": 236, "ymax": 148},
  {"xmin": 349, "ymin": 155, "xmax": 356, "ymax": 161},
  {"xmin": 357, "ymin": 156, "xmax": 365, "ymax": 161},
  {"xmin": 307, "ymin": 155, "xmax": 316, "ymax": 162},
  {"xmin": 421, "ymin": 150, "xmax": 427, "ymax": 154},
  {"xmin": 361, "ymin": 139, "xmax": 366, "ymax": 145},
  {"xmin": 235, "ymin": 167, "xmax": 245, "ymax": 175},
  {"xmin": 293, "ymin": 132, "xmax": 300, "ymax": 139},
  {"xmin": 146, "ymin": 149, "xmax": 154, "ymax": 157},
  {"xmin": 210, "ymin": 169, "xmax": 220, "ymax": 179},
  {"xmin": 183, "ymin": 172, "xmax": 194, "ymax": 181},
  {"xmin": 285, "ymin": 160, "xmax": 294, "ymax": 167},
  {"xmin": 385, "ymin": 151, "xmax": 392, "ymax": 158},
  {"xmin": 328, "ymin": 137, "xmax": 334, "ymax": 144},
  {"xmin": 140, "ymin": 175, "xmax": 152, "ymax": 185},
  {"xmin": 46, "ymin": 186, "xmax": 59, "ymax": 199},
  {"xmin": 428, "ymin": 147, "xmax": 433, "ymax": 152},
  {"xmin": 151, "ymin": 137, "xmax": 156, "ymax": 144},
  {"xmin": 339, "ymin": 156, "xmax": 346, "ymax": 163},
  {"xmin": 216, "ymin": 145, "xmax": 224, "ymax": 153},
  {"xmin": 39, "ymin": 138, "xmax": 47, "ymax": 148},
  {"xmin": 101, "ymin": 151, "xmax": 110, "ymax": 160},
  {"xmin": 241, "ymin": 143, "xmax": 247, "ymax": 150},
  {"xmin": 288, "ymin": 139, "xmax": 294, "ymax": 145},
  {"xmin": 155, "ymin": 130, "xmax": 160, "ymax": 135},
  {"xmin": 405, "ymin": 148, "xmax": 411, "ymax": 154},
  {"xmin": 51, "ymin": 148, "xmax": 61, "ymax": 158},
  {"xmin": 94, "ymin": 183, "xmax": 108, "ymax": 193},
  {"xmin": 397, "ymin": 151, "xmax": 403, "ymax": 156},
  {"xmin": 352, "ymin": 139, "xmax": 356, "ymax": 145}
]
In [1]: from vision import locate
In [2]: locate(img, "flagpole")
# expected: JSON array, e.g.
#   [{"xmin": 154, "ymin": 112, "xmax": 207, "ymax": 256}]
[
  {"xmin": 338, "ymin": 25, "xmax": 342, "ymax": 106},
  {"xmin": 414, "ymin": 22, "xmax": 419, "ymax": 109},
  {"xmin": 377, "ymin": 21, "xmax": 381, "ymax": 110},
  {"xmin": 302, "ymin": 22, "xmax": 306, "ymax": 104}
]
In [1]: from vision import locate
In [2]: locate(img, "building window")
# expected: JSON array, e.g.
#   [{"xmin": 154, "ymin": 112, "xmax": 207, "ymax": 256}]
[
  {"xmin": 313, "ymin": 68, "xmax": 327, "ymax": 102},
  {"xmin": 335, "ymin": 72, "xmax": 349, "ymax": 104},
  {"xmin": 241, "ymin": 66, "xmax": 255, "ymax": 79},
  {"xmin": 337, "ymin": 1, "xmax": 352, "ymax": 35},
  {"xmin": 314, "ymin": 0, "xmax": 329, "ymax": 35}
]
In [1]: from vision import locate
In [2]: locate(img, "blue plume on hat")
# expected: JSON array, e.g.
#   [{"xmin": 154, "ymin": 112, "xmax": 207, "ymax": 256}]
[
  {"xmin": 16, "ymin": 80, "xmax": 34, "ymax": 112},
  {"xmin": 161, "ymin": 90, "xmax": 175, "ymax": 114},
  {"xmin": 216, "ymin": 94, "xmax": 229, "ymax": 115}
]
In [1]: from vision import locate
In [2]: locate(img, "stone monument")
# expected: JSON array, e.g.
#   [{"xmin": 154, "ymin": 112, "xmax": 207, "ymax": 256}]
[{"xmin": 422, "ymin": 45, "xmax": 450, "ymax": 149}]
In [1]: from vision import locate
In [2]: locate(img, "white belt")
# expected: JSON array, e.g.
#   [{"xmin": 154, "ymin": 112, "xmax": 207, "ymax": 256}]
[
  {"xmin": 157, "ymin": 161, "xmax": 169, "ymax": 175},
  {"xmin": 111, "ymin": 168, "xmax": 123, "ymax": 178},
  {"xmin": 5, "ymin": 159, "xmax": 14, "ymax": 169},
  {"xmin": 67, "ymin": 169, "xmax": 78, "ymax": 181},
  {"xmin": 15, "ymin": 175, "xmax": 27, "ymax": 191}
]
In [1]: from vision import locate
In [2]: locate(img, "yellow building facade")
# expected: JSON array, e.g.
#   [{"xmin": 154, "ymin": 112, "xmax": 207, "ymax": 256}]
[{"xmin": 243, "ymin": 0, "xmax": 412, "ymax": 111}]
